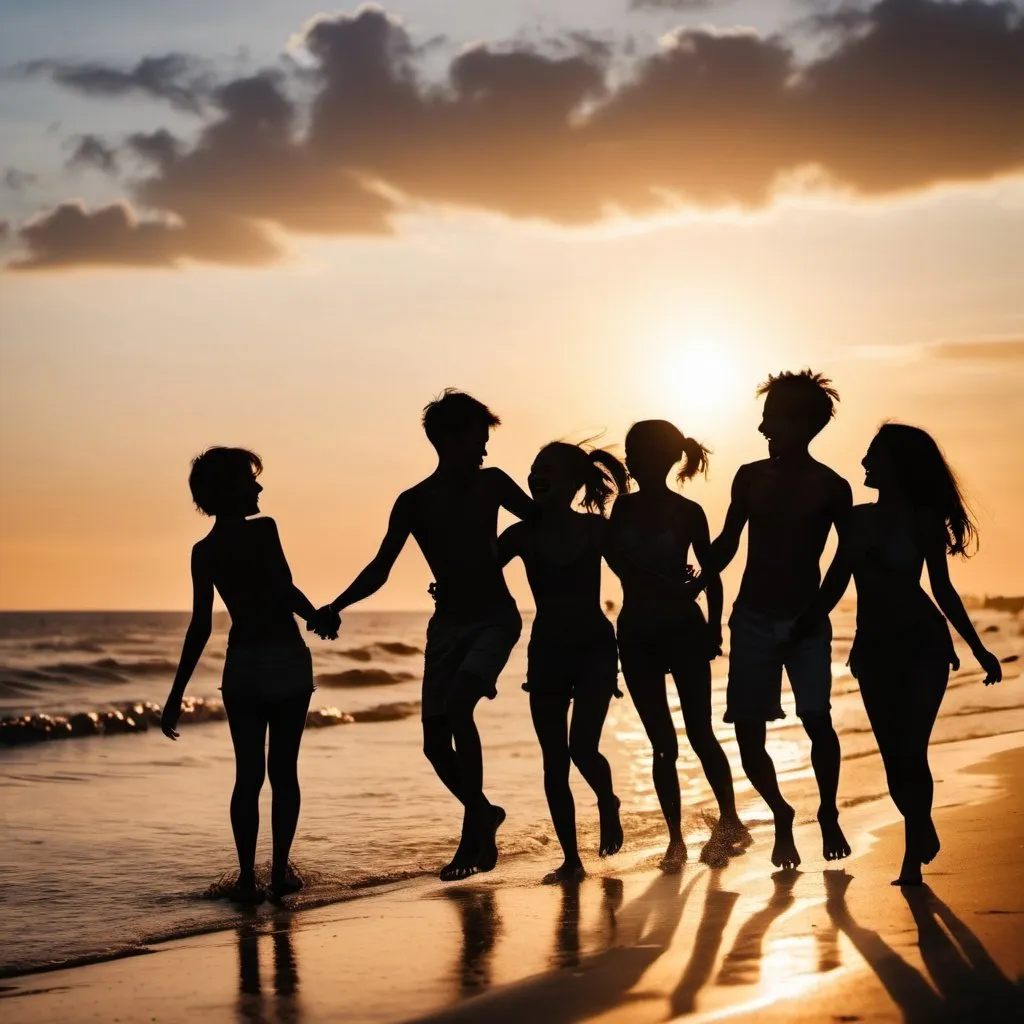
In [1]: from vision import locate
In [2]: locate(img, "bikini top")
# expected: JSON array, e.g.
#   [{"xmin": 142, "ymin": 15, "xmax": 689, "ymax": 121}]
[
  {"xmin": 522, "ymin": 532, "xmax": 602, "ymax": 616},
  {"xmin": 848, "ymin": 509, "xmax": 925, "ymax": 580}
]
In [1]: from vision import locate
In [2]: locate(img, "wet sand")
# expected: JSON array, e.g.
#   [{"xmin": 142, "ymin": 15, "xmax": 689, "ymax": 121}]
[{"xmin": 3, "ymin": 731, "xmax": 1021, "ymax": 1023}]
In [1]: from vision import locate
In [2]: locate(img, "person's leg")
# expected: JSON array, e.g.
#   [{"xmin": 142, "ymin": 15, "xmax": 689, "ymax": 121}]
[
  {"xmin": 890, "ymin": 656, "xmax": 948, "ymax": 885},
  {"xmin": 672, "ymin": 655, "xmax": 749, "ymax": 865},
  {"xmin": 734, "ymin": 720, "xmax": 799, "ymax": 869},
  {"xmin": 530, "ymin": 689, "xmax": 583, "ymax": 880},
  {"xmin": 789, "ymin": 616, "xmax": 849, "ymax": 861},
  {"xmin": 422, "ymin": 715, "xmax": 464, "ymax": 803},
  {"xmin": 622, "ymin": 646, "xmax": 685, "ymax": 868},
  {"xmin": 441, "ymin": 671, "xmax": 501, "ymax": 881},
  {"xmin": 224, "ymin": 694, "xmax": 269, "ymax": 899},
  {"xmin": 567, "ymin": 687, "xmax": 622, "ymax": 856},
  {"xmin": 266, "ymin": 688, "xmax": 313, "ymax": 896}
]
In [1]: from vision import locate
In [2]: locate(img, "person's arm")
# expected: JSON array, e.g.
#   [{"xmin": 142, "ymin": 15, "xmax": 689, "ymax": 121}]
[
  {"xmin": 711, "ymin": 466, "xmax": 750, "ymax": 573},
  {"xmin": 492, "ymin": 468, "xmax": 535, "ymax": 521},
  {"xmin": 328, "ymin": 494, "xmax": 412, "ymax": 613},
  {"xmin": 258, "ymin": 518, "xmax": 319, "ymax": 621},
  {"xmin": 690, "ymin": 505, "xmax": 723, "ymax": 657},
  {"xmin": 497, "ymin": 522, "xmax": 525, "ymax": 569},
  {"xmin": 161, "ymin": 545, "xmax": 214, "ymax": 740},
  {"xmin": 816, "ymin": 479, "xmax": 855, "ymax": 617},
  {"xmin": 922, "ymin": 514, "xmax": 1002, "ymax": 685}
]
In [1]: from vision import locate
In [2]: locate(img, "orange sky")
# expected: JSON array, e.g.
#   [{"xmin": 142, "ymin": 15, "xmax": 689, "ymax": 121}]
[{"xmin": 1, "ymin": 2, "xmax": 1022, "ymax": 609}]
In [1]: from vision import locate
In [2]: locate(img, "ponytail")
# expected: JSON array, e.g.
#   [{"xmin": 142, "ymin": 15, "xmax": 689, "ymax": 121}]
[
  {"xmin": 582, "ymin": 448, "xmax": 629, "ymax": 515},
  {"xmin": 536, "ymin": 440, "xmax": 629, "ymax": 516},
  {"xmin": 677, "ymin": 436, "xmax": 711, "ymax": 484}
]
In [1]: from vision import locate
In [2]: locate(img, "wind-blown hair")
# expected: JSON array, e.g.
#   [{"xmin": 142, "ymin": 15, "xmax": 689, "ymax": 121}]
[
  {"xmin": 422, "ymin": 389, "xmax": 501, "ymax": 447},
  {"xmin": 540, "ymin": 441, "xmax": 629, "ymax": 515},
  {"xmin": 189, "ymin": 446, "xmax": 262, "ymax": 517},
  {"xmin": 757, "ymin": 369, "xmax": 839, "ymax": 437},
  {"xmin": 625, "ymin": 419, "xmax": 710, "ymax": 486},
  {"xmin": 875, "ymin": 423, "xmax": 977, "ymax": 557}
]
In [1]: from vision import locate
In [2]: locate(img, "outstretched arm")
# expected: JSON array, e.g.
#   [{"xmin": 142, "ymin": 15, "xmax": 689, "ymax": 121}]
[
  {"xmin": 328, "ymin": 494, "xmax": 412, "ymax": 613},
  {"xmin": 711, "ymin": 466, "xmax": 750, "ymax": 573},
  {"xmin": 922, "ymin": 516, "xmax": 1001, "ymax": 685},
  {"xmin": 690, "ymin": 506, "xmax": 723, "ymax": 655},
  {"xmin": 493, "ymin": 468, "xmax": 535, "ymax": 522},
  {"xmin": 162, "ymin": 546, "xmax": 214, "ymax": 740}
]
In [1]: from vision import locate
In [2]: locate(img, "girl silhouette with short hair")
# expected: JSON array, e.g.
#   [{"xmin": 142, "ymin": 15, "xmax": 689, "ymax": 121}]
[
  {"xmin": 162, "ymin": 447, "xmax": 335, "ymax": 904},
  {"xmin": 499, "ymin": 441, "xmax": 627, "ymax": 882},
  {"xmin": 801, "ymin": 423, "xmax": 1002, "ymax": 885},
  {"xmin": 607, "ymin": 420, "xmax": 746, "ymax": 870}
]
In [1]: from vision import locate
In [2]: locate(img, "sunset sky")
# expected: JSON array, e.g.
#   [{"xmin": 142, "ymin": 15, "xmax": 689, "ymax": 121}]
[{"xmin": 1, "ymin": 0, "xmax": 1022, "ymax": 610}]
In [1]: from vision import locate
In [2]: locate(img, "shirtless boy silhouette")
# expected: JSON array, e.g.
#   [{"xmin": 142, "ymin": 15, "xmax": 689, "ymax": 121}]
[
  {"xmin": 712, "ymin": 370, "xmax": 851, "ymax": 869},
  {"xmin": 319, "ymin": 390, "xmax": 532, "ymax": 880}
]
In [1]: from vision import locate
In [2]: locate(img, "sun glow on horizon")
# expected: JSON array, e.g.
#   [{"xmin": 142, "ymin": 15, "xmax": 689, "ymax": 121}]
[{"xmin": 646, "ymin": 319, "xmax": 754, "ymax": 428}]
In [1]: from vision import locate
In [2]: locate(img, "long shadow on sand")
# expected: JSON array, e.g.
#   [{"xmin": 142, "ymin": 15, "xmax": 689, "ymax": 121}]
[
  {"xmin": 824, "ymin": 871, "xmax": 1023, "ymax": 1022},
  {"xmin": 409, "ymin": 870, "xmax": 691, "ymax": 1024}
]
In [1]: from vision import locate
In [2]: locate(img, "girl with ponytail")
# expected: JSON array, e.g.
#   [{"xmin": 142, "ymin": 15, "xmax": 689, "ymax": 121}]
[
  {"xmin": 498, "ymin": 441, "xmax": 628, "ymax": 882},
  {"xmin": 607, "ymin": 420, "xmax": 747, "ymax": 870}
]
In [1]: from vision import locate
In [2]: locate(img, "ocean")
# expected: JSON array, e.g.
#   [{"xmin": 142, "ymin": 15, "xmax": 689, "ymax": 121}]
[{"xmin": 1, "ymin": 606, "xmax": 1021, "ymax": 977}]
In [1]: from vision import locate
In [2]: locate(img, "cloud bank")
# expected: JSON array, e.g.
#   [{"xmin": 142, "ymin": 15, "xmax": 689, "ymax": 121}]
[{"xmin": 6, "ymin": 0, "xmax": 1024, "ymax": 270}]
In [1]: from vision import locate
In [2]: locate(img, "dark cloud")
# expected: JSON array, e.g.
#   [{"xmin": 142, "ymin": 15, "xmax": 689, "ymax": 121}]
[
  {"xmin": 67, "ymin": 135, "xmax": 119, "ymax": 174},
  {"xmin": 932, "ymin": 338, "xmax": 1024, "ymax": 362},
  {"xmin": 3, "ymin": 167, "xmax": 39, "ymax": 192},
  {"xmin": 6, "ymin": 1, "xmax": 1024, "ymax": 270},
  {"xmin": 22, "ymin": 54, "xmax": 207, "ymax": 113},
  {"xmin": 7, "ymin": 201, "xmax": 279, "ymax": 271}
]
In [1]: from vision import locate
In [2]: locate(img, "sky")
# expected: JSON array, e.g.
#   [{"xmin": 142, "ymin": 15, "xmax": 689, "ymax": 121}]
[{"xmin": 0, "ymin": 0, "xmax": 1022, "ymax": 610}]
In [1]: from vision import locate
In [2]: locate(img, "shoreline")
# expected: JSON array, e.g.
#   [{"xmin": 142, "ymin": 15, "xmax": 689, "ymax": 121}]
[{"xmin": 3, "ymin": 729, "xmax": 1021, "ymax": 1023}]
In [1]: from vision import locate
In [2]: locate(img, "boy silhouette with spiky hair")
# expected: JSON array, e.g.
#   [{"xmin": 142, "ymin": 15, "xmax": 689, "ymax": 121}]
[
  {"xmin": 713, "ymin": 369, "xmax": 852, "ymax": 869},
  {"xmin": 319, "ymin": 390, "xmax": 532, "ymax": 880}
]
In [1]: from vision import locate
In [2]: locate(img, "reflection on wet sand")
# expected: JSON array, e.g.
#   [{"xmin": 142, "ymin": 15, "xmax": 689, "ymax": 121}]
[{"xmin": 235, "ymin": 914, "xmax": 301, "ymax": 1023}]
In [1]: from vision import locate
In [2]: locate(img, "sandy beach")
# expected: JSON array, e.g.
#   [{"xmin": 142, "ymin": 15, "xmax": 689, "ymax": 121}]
[{"xmin": 4, "ymin": 727, "xmax": 1021, "ymax": 1024}]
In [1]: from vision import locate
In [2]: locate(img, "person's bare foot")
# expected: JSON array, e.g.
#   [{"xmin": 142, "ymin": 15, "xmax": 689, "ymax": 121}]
[
  {"xmin": 440, "ymin": 851, "xmax": 479, "ymax": 882},
  {"xmin": 661, "ymin": 836, "xmax": 687, "ymax": 873},
  {"xmin": 771, "ymin": 806, "xmax": 801, "ymax": 869},
  {"xmin": 918, "ymin": 820, "xmax": 940, "ymax": 864},
  {"xmin": 892, "ymin": 852, "xmax": 923, "ymax": 886},
  {"xmin": 270, "ymin": 866, "xmax": 303, "ymax": 900},
  {"xmin": 818, "ymin": 809, "xmax": 851, "ymax": 861},
  {"xmin": 476, "ymin": 805, "xmax": 505, "ymax": 873},
  {"xmin": 700, "ymin": 814, "xmax": 752, "ymax": 865},
  {"xmin": 542, "ymin": 860, "xmax": 586, "ymax": 885},
  {"xmin": 598, "ymin": 797, "xmax": 623, "ymax": 857},
  {"xmin": 224, "ymin": 877, "xmax": 265, "ymax": 905}
]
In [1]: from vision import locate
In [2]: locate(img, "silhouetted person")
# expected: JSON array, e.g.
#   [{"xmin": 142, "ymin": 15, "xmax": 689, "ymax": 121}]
[
  {"xmin": 607, "ymin": 420, "xmax": 746, "ymax": 871},
  {"xmin": 712, "ymin": 371, "xmax": 851, "ymax": 869},
  {"xmin": 796, "ymin": 425, "xmax": 1001, "ymax": 884},
  {"xmin": 317, "ymin": 391, "xmax": 532, "ymax": 880},
  {"xmin": 498, "ymin": 442, "xmax": 626, "ymax": 883},
  {"xmin": 162, "ymin": 447, "xmax": 336, "ymax": 904}
]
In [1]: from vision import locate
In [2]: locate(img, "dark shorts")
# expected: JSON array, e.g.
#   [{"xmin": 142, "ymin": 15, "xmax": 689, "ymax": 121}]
[
  {"xmin": 525, "ymin": 618, "xmax": 620, "ymax": 701},
  {"xmin": 422, "ymin": 606, "xmax": 522, "ymax": 719},
  {"xmin": 221, "ymin": 644, "xmax": 314, "ymax": 707},
  {"xmin": 616, "ymin": 609, "xmax": 712, "ymax": 680},
  {"xmin": 726, "ymin": 605, "xmax": 832, "ymax": 723}
]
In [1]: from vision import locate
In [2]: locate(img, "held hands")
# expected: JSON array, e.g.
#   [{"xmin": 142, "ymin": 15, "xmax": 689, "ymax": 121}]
[
  {"xmin": 307, "ymin": 605, "xmax": 342, "ymax": 641},
  {"xmin": 975, "ymin": 646, "xmax": 1002, "ymax": 686},
  {"xmin": 707, "ymin": 624, "xmax": 723, "ymax": 661}
]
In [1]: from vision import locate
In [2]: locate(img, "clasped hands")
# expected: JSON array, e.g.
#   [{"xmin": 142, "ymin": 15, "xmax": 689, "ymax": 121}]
[{"xmin": 307, "ymin": 605, "xmax": 342, "ymax": 641}]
